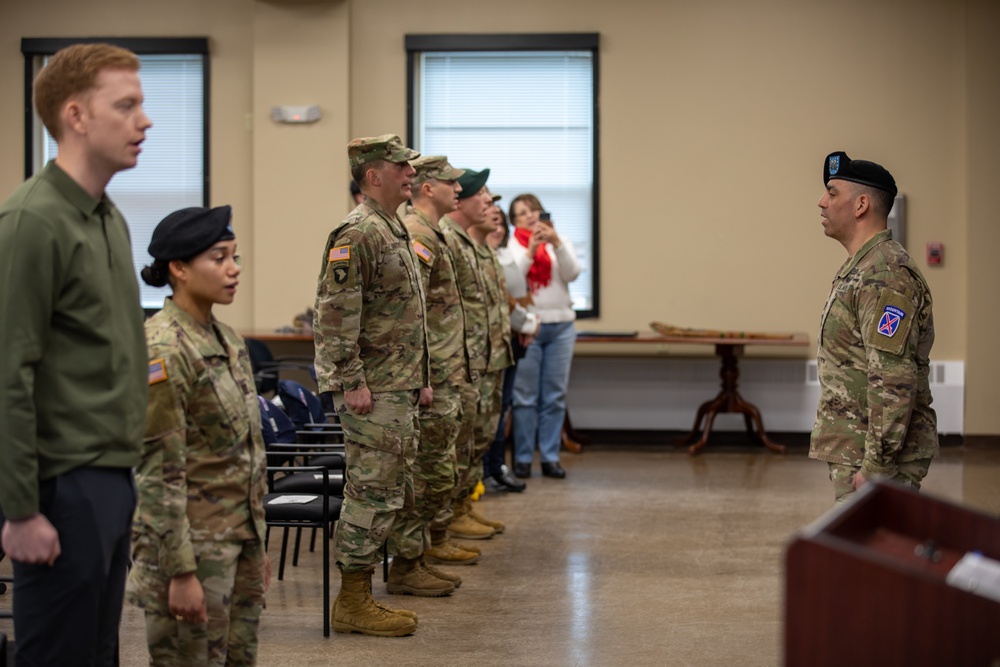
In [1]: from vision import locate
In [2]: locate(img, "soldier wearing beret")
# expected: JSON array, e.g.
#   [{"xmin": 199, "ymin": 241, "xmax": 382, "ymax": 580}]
[
  {"xmin": 395, "ymin": 156, "xmax": 485, "ymax": 581},
  {"xmin": 0, "ymin": 43, "xmax": 151, "ymax": 665},
  {"xmin": 127, "ymin": 205, "xmax": 270, "ymax": 665},
  {"xmin": 811, "ymin": 151, "xmax": 938, "ymax": 502},
  {"xmin": 313, "ymin": 135, "xmax": 430, "ymax": 636},
  {"xmin": 441, "ymin": 168, "xmax": 509, "ymax": 540}
]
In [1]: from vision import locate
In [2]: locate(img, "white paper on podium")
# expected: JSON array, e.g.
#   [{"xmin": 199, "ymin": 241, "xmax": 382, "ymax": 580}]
[{"xmin": 946, "ymin": 552, "xmax": 1000, "ymax": 604}]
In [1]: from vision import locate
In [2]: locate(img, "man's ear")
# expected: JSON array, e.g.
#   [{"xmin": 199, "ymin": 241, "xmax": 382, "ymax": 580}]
[
  {"xmin": 854, "ymin": 193, "xmax": 870, "ymax": 219},
  {"xmin": 61, "ymin": 97, "xmax": 87, "ymax": 137}
]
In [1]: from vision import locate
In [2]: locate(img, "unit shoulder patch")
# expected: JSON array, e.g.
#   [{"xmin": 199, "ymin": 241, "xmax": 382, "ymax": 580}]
[{"xmin": 866, "ymin": 289, "xmax": 913, "ymax": 356}]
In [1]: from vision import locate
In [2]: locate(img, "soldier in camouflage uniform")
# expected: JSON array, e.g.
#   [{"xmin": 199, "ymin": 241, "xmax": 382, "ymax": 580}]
[
  {"xmin": 127, "ymin": 206, "xmax": 270, "ymax": 666},
  {"xmin": 441, "ymin": 168, "xmax": 508, "ymax": 539},
  {"xmin": 313, "ymin": 135, "xmax": 431, "ymax": 636},
  {"xmin": 811, "ymin": 151, "xmax": 938, "ymax": 503},
  {"xmin": 398, "ymin": 156, "xmax": 485, "ymax": 574}
]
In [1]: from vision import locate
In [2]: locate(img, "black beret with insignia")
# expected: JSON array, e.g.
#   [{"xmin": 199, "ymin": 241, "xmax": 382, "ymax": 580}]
[
  {"xmin": 824, "ymin": 151, "xmax": 897, "ymax": 197},
  {"xmin": 148, "ymin": 206, "xmax": 236, "ymax": 261}
]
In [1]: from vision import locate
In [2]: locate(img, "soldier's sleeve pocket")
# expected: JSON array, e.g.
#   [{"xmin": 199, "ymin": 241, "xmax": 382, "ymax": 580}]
[
  {"xmin": 145, "ymin": 356, "xmax": 186, "ymax": 438},
  {"xmin": 866, "ymin": 289, "xmax": 914, "ymax": 356}
]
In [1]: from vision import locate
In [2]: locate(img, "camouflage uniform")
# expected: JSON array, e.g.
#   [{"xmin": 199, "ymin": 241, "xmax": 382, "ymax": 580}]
[
  {"xmin": 403, "ymin": 205, "xmax": 469, "ymax": 534},
  {"xmin": 314, "ymin": 196, "xmax": 429, "ymax": 568},
  {"xmin": 128, "ymin": 297, "xmax": 268, "ymax": 666},
  {"xmin": 473, "ymin": 243, "xmax": 514, "ymax": 491},
  {"xmin": 810, "ymin": 229, "xmax": 938, "ymax": 501},
  {"xmin": 441, "ymin": 216, "xmax": 488, "ymax": 498}
]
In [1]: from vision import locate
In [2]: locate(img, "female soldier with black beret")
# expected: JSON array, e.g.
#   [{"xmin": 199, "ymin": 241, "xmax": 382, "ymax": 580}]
[{"xmin": 126, "ymin": 206, "xmax": 270, "ymax": 666}]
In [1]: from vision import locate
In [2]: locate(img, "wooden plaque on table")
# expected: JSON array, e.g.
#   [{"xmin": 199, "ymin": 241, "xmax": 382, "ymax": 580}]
[{"xmin": 785, "ymin": 481, "xmax": 1000, "ymax": 666}]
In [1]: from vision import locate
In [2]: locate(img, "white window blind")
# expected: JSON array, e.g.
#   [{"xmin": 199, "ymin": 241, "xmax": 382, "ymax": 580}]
[
  {"xmin": 415, "ymin": 51, "xmax": 595, "ymax": 312},
  {"xmin": 39, "ymin": 54, "xmax": 205, "ymax": 309}
]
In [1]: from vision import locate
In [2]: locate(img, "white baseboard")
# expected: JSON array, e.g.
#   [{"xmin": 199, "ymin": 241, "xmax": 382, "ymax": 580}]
[{"xmin": 566, "ymin": 358, "xmax": 964, "ymax": 435}]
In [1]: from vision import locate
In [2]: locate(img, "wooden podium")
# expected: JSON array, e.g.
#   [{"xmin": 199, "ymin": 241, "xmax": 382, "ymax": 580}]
[{"xmin": 785, "ymin": 482, "xmax": 1000, "ymax": 666}]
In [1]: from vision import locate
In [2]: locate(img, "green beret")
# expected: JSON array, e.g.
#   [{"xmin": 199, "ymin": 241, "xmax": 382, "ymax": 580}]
[
  {"xmin": 824, "ymin": 151, "xmax": 897, "ymax": 197},
  {"xmin": 348, "ymin": 134, "xmax": 419, "ymax": 167},
  {"xmin": 148, "ymin": 206, "xmax": 235, "ymax": 261},
  {"xmin": 456, "ymin": 167, "xmax": 490, "ymax": 199}
]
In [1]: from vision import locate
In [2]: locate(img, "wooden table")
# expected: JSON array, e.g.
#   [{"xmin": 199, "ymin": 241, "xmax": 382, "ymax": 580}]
[{"xmin": 575, "ymin": 332, "xmax": 809, "ymax": 455}]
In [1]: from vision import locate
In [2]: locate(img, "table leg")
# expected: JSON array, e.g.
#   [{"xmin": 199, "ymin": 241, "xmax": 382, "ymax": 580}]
[{"xmin": 678, "ymin": 343, "xmax": 787, "ymax": 455}]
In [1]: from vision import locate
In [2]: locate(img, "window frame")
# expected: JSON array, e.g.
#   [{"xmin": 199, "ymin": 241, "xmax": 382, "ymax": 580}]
[{"xmin": 405, "ymin": 33, "xmax": 601, "ymax": 318}]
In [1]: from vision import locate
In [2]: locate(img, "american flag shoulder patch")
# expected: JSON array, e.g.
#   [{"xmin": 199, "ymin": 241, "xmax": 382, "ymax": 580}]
[
  {"xmin": 412, "ymin": 240, "xmax": 433, "ymax": 264},
  {"xmin": 148, "ymin": 358, "xmax": 168, "ymax": 385},
  {"xmin": 328, "ymin": 245, "xmax": 351, "ymax": 262}
]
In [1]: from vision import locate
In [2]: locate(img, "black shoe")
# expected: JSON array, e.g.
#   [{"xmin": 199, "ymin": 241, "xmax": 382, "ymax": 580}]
[
  {"xmin": 541, "ymin": 461, "xmax": 566, "ymax": 479},
  {"xmin": 494, "ymin": 466, "xmax": 527, "ymax": 492},
  {"xmin": 513, "ymin": 462, "xmax": 532, "ymax": 478},
  {"xmin": 482, "ymin": 476, "xmax": 508, "ymax": 494}
]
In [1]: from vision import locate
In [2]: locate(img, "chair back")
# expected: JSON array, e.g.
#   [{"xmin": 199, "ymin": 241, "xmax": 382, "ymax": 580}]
[{"xmin": 277, "ymin": 379, "xmax": 327, "ymax": 430}]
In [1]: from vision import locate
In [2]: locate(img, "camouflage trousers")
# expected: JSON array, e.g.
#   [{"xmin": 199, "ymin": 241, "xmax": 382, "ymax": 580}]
[
  {"xmin": 126, "ymin": 539, "xmax": 266, "ymax": 666},
  {"xmin": 333, "ymin": 389, "xmax": 418, "ymax": 571},
  {"xmin": 828, "ymin": 458, "xmax": 933, "ymax": 503},
  {"xmin": 452, "ymin": 376, "xmax": 482, "ymax": 502},
  {"xmin": 460, "ymin": 370, "xmax": 504, "ymax": 497}
]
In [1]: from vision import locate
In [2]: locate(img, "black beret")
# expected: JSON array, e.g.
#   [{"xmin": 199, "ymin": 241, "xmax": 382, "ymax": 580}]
[
  {"xmin": 456, "ymin": 168, "xmax": 490, "ymax": 200},
  {"xmin": 824, "ymin": 151, "xmax": 897, "ymax": 197},
  {"xmin": 148, "ymin": 206, "xmax": 235, "ymax": 261}
]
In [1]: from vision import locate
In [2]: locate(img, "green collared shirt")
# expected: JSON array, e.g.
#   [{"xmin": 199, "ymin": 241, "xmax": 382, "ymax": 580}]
[{"xmin": 0, "ymin": 161, "xmax": 147, "ymax": 519}]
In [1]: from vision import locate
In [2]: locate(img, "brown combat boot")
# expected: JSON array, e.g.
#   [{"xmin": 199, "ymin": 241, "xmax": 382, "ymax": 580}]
[
  {"xmin": 332, "ymin": 569, "xmax": 417, "ymax": 636},
  {"xmin": 386, "ymin": 556, "xmax": 456, "ymax": 597},
  {"xmin": 420, "ymin": 555, "xmax": 462, "ymax": 588},
  {"xmin": 448, "ymin": 500, "xmax": 496, "ymax": 540},
  {"xmin": 466, "ymin": 498, "xmax": 505, "ymax": 534},
  {"xmin": 426, "ymin": 529, "xmax": 480, "ymax": 565}
]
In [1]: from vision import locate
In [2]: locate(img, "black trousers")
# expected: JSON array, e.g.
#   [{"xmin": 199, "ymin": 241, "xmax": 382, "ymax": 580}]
[{"xmin": 13, "ymin": 467, "xmax": 135, "ymax": 667}]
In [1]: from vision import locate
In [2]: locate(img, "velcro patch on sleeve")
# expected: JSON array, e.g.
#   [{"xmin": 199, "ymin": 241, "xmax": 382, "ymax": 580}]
[
  {"xmin": 866, "ymin": 289, "xmax": 914, "ymax": 356},
  {"xmin": 148, "ymin": 358, "xmax": 168, "ymax": 385},
  {"xmin": 328, "ymin": 245, "xmax": 351, "ymax": 262},
  {"xmin": 412, "ymin": 240, "xmax": 433, "ymax": 265}
]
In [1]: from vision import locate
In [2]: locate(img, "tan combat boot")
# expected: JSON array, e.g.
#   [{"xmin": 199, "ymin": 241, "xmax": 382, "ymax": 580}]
[
  {"xmin": 448, "ymin": 499, "xmax": 496, "ymax": 540},
  {"xmin": 332, "ymin": 569, "xmax": 417, "ymax": 636},
  {"xmin": 466, "ymin": 498, "xmax": 505, "ymax": 534},
  {"xmin": 425, "ymin": 529, "xmax": 480, "ymax": 565},
  {"xmin": 386, "ymin": 556, "xmax": 456, "ymax": 597},
  {"xmin": 420, "ymin": 555, "xmax": 462, "ymax": 588}
]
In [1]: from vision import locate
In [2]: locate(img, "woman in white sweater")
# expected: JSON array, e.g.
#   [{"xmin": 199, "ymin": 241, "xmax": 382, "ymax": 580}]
[{"xmin": 506, "ymin": 194, "xmax": 582, "ymax": 479}]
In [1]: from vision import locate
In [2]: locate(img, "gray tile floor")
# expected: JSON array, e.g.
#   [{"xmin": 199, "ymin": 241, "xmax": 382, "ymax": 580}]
[{"xmin": 2, "ymin": 444, "xmax": 998, "ymax": 666}]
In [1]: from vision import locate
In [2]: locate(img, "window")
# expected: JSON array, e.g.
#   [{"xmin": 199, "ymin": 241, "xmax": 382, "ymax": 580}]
[
  {"xmin": 407, "ymin": 34, "xmax": 600, "ymax": 317},
  {"xmin": 22, "ymin": 38, "xmax": 209, "ymax": 310}
]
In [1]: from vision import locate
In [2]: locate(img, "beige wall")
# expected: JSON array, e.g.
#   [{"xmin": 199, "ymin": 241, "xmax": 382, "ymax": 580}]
[
  {"xmin": 0, "ymin": 0, "xmax": 995, "ymax": 431},
  {"xmin": 963, "ymin": 0, "xmax": 1000, "ymax": 434}
]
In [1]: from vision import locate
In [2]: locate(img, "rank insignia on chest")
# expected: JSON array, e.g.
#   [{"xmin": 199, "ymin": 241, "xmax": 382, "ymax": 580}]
[
  {"xmin": 412, "ymin": 240, "xmax": 433, "ymax": 265},
  {"xmin": 148, "ymin": 358, "xmax": 168, "ymax": 385},
  {"xmin": 329, "ymin": 245, "xmax": 351, "ymax": 262},
  {"xmin": 877, "ymin": 305, "xmax": 906, "ymax": 338}
]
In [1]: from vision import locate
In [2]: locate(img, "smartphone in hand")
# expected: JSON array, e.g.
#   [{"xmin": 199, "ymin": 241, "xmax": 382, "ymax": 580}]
[{"xmin": 538, "ymin": 211, "xmax": 552, "ymax": 225}]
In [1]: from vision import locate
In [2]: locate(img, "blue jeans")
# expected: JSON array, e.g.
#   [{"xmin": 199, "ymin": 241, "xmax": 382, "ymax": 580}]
[{"xmin": 513, "ymin": 321, "xmax": 575, "ymax": 465}]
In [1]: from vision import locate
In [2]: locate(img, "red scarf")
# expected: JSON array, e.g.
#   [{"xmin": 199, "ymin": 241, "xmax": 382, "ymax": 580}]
[{"xmin": 514, "ymin": 227, "xmax": 552, "ymax": 293}]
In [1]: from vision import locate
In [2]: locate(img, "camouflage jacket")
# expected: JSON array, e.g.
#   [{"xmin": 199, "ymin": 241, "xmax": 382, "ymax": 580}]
[
  {"xmin": 476, "ymin": 243, "xmax": 514, "ymax": 373},
  {"xmin": 403, "ymin": 206, "xmax": 468, "ymax": 386},
  {"xmin": 314, "ymin": 196, "xmax": 429, "ymax": 392},
  {"xmin": 134, "ymin": 298, "xmax": 267, "ymax": 577},
  {"xmin": 810, "ymin": 230, "xmax": 938, "ymax": 477},
  {"xmin": 441, "ymin": 216, "xmax": 488, "ymax": 374}
]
